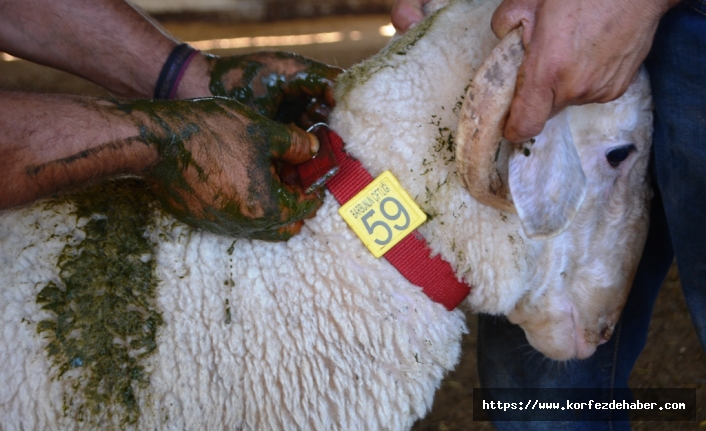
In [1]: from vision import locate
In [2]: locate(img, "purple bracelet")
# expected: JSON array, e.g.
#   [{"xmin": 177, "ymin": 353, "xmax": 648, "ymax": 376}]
[{"xmin": 153, "ymin": 43, "xmax": 199, "ymax": 99}]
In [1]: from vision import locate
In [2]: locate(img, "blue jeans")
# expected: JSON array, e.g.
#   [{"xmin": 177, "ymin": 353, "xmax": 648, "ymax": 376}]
[{"xmin": 476, "ymin": 2, "xmax": 706, "ymax": 429}]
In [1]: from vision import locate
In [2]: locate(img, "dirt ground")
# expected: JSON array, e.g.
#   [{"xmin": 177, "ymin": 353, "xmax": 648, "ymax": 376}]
[{"xmin": 2, "ymin": 13, "xmax": 704, "ymax": 430}]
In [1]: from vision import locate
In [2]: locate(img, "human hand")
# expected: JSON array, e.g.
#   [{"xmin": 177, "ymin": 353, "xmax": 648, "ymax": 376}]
[
  {"xmin": 391, "ymin": 0, "xmax": 432, "ymax": 33},
  {"xmin": 492, "ymin": 0, "xmax": 676, "ymax": 143},
  {"xmin": 205, "ymin": 52, "xmax": 342, "ymax": 130},
  {"xmin": 126, "ymin": 97, "xmax": 323, "ymax": 240}
]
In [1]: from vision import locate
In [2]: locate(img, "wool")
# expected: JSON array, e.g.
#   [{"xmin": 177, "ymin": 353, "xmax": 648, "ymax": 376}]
[{"xmin": 0, "ymin": 0, "xmax": 653, "ymax": 429}]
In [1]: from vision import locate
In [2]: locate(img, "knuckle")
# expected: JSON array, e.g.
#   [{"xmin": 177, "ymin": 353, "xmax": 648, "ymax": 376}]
[
  {"xmin": 391, "ymin": 0, "xmax": 422, "ymax": 32},
  {"xmin": 553, "ymin": 75, "xmax": 592, "ymax": 106},
  {"xmin": 491, "ymin": 11, "xmax": 514, "ymax": 38},
  {"xmin": 601, "ymin": 81, "xmax": 631, "ymax": 103},
  {"xmin": 491, "ymin": 1, "xmax": 534, "ymax": 39}
]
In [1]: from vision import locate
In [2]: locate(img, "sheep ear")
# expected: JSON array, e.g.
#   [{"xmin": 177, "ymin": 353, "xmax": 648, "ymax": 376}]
[{"xmin": 508, "ymin": 110, "xmax": 587, "ymax": 239}]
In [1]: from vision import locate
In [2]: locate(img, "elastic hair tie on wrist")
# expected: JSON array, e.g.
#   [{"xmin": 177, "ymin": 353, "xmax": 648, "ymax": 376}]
[{"xmin": 153, "ymin": 43, "xmax": 199, "ymax": 100}]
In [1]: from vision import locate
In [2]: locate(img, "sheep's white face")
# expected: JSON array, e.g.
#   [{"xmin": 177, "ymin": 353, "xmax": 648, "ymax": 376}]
[{"xmin": 505, "ymin": 72, "xmax": 653, "ymax": 360}]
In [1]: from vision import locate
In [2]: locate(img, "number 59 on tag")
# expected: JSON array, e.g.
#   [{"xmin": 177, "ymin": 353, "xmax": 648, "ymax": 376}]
[{"xmin": 339, "ymin": 171, "xmax": 427, "ymax": 258}]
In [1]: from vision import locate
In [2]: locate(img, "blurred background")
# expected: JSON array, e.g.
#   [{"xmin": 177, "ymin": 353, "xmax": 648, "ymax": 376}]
[{"xmin": 0, "ymin": 0, "xmax": 703, "ymax": 429}]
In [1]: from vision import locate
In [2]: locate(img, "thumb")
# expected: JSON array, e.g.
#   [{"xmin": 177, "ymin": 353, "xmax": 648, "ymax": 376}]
[
  {"xmin": 504, "ymin": 60, "xmax": 554, "ymax": 143},
  {"xmin": 491, "ymin": 0, "xmax": 537, "ymax": 42},
  {"xmin": 391, "ymin": 0, "xmax": 428, "ymax": 33},
  {"xmin": 269, "ymin": 124, "xmax": 320, "ymax": 165}
]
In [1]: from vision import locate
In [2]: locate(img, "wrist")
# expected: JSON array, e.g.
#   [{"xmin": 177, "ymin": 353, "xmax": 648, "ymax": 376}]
[
  {"xmin": 629, "ymin": 0, "xmax": 678, "ymax": 18},
  {"xmin": 155, "ymin": 46, "xmax": 213, "ymax": 100},
  {"xmin": 118, "ymin": 99, "xmax": 202, "ymax": 175}
]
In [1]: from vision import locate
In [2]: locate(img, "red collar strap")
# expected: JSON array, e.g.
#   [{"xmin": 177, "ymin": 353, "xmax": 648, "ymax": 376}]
[{"xmin": 300, "ymin": 124, "xmax": 471, "ymax": 311}]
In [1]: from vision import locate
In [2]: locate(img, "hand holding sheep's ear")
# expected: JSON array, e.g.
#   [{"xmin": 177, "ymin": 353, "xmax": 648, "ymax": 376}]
[
  {"xmin": 491, "ymin": 0, "xmax": 677, "ymax": 143},
  {"xmin": 137, "ymin": 97, "xmax": 324, "ymax": 240},
  {"xmin": 199, "ymin": 52, "xmax": 342, "ymax": 130}
]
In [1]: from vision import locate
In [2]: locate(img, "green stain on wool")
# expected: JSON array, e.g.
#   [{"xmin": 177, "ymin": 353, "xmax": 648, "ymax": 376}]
[
  {"xmin": 334, "ymin": 3, "xmax": 441, "ymax": 104},
  {"xmin": 36, "ymin": 178, "xmax": 163, "ymax": 428},
  {"xmin": 224, "ymin": 298, "xmax": 232, "ymax": 324}
]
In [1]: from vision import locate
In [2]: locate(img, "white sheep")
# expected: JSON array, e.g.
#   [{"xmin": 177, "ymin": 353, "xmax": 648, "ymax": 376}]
[{"xmin": 0, "ymin": 0, "xmax": 653, "ymax": 429}]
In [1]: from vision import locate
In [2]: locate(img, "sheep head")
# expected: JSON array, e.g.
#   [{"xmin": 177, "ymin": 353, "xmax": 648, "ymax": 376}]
[
  {"xmin": 454, "ymin": 25, "xmax": 653, "ymax": 359},
  {"xmin": 330, "ymin": 0, "xmax": 652, "ymax": 360},
  {"xmin": 501, "ymin": 75, "xmax": 653, "ymax": 359}
]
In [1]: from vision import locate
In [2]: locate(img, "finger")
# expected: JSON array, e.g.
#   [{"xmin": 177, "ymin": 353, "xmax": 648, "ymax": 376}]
[
  {"xmin": 269, "ymin": 124, "xmax": 320, "ymax": 164},
  {"xmin": 391, "ymin": 0, "xmax": 426, "ymax": 33},
  {"xmin": 324, "ymin": 84, "xmax": 337, "ymax": 108},
  {"xmin": 491, "ymin": 0, "xmax": 537, "ymax": 41},
  {"xmin": 279, "ymin": 221, "xmax": 304, "ymax": 237},
  {"xmin": 275, "ymin": 182, "xmax": 325, "ymax": 225},
  {"xmin": 277, "ymin": 71, "xmax": 338, "ymax": 126},
  {"xmin": 279, "ymin": 162, "xmax": 300, "ymax": 186},
  {"xmin": 299, "ymin": 100, "xmax": 332, "ymax": 129},
  {"xmin": 267, "ymin": 157, "xmax": 325, "ymax": 222},
  {"xmin": 503, "ymin": 58, "xmax": 555, "ymax": 143},
  {"xmin": 252, "ymin": 221, "xmax": 305, "ymax": 241},
  {"xmin": 283, "ymin": 67, "xmax": 341, "ymax": 105},
  {"xmin": 322, "ymin": 64, "xmax": 344, "ymax": 84}
]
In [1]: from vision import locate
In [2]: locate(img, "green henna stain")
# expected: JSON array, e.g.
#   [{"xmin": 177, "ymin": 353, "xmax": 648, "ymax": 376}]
[
  {"xmin": 209, "ymin": 55, "xmax": 262, "ymax": 104},
  {"xmin": 208, "ymin": 52, "xmax": 337, "ymax": 124},
  {"xmin": 106, "ymin": 97, "xmax": 316, "ymax": 240},
  {"xmin": 36, "ymin": 178, "xmax": 163, "ymax": 428},
  {"xmin": 110, "ymin": 99, "xmax": 217, "ymax": 219},
  {"xmin": 143, "ymin": 105, "xmax": 310, "ymax": 239},
  {"xmin": 110, "ymin": 99, "xmax": 208, "ymax": 187},
  {"xmin": 209, "ymin": 55, "xmax": 281, "ymax": 117},
  {"xmin": 224, "ymin": 298, "xmax": 232, "ymax": 324},
  {"xmin": 26, "ymin": 139, "xmax": 140, "ymax": 178}
]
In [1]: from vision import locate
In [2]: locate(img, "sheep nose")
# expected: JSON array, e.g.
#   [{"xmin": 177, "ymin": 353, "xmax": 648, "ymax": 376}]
[{"xmin": 598, "ymin": 325, "xmax": 614, "ymax": 344}]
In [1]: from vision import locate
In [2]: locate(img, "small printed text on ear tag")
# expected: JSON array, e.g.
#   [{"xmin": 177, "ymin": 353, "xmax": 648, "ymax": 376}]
[{"xmin": 339, "ymin": 171, "xmax": 427, "ymax": 258}]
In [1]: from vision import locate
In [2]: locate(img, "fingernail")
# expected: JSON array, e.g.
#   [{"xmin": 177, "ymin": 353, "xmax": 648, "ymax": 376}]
[
  {"xmin": 307, "ymin": 132, "xmax": 320, "ymax": 154},
  {"xmin": 504, "ymin": 125, "xmax": 524, "ymax": 144}
]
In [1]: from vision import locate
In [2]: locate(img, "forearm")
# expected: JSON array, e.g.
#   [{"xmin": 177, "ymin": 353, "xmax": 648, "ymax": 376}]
[
  {"xmin": 0, "ymin": 90, "xmax": 158, "ymax": 208},
  {"xmin": 0, "ymin": 0, "xmax": 205, "ymax": 98}
]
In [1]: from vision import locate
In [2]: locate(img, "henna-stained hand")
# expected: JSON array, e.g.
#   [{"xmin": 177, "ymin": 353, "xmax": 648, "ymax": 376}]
[
  {"xmin": 118, "ymin": 97, "xmax": 323, "ymax": 240},
  {"xmin": 206, "ymin": 52, "xmax": 342, "ymax": 130}
]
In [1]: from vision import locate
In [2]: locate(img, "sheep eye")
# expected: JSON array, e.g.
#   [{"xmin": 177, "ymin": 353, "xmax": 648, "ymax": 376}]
[{"xmin": 606, "ymin": 144, "xmax": 636, "ymax": 167}]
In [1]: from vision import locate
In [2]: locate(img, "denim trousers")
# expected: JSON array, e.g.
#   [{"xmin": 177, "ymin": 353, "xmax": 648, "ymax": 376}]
[{"xmin": 476, "ymin": 2, "xmax": 706, "ymax": 429}]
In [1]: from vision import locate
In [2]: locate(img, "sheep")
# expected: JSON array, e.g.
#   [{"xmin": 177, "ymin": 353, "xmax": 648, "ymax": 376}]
[{"xmin": 0, "ymin": 0, "xmax": 653, "ymax": 429}]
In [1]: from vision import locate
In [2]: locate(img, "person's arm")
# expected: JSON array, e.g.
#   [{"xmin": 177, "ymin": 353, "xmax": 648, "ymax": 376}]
[
  {"xmin": 0, "ymin": 0, "xmax": 339, "ymax": 239},
  {"xmin": 0, "ymin": 0, "xmax": 340, "ymax": 106},
  {"xmin": 0, "ymin": 0, "xmax": 194, "ymax": 98},
  {"xmin": 1, "ymin": 91, "xmax": 158, "ymax": 205},
  {"xmin": 0, "ymin": 90, "xmax": 322, "ymax": 240}
]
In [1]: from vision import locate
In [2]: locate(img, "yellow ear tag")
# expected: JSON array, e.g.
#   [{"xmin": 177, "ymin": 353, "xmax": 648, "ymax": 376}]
[{"xmin": 339, "ymin": 171, "xmax": 427, "ymax": 258}]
